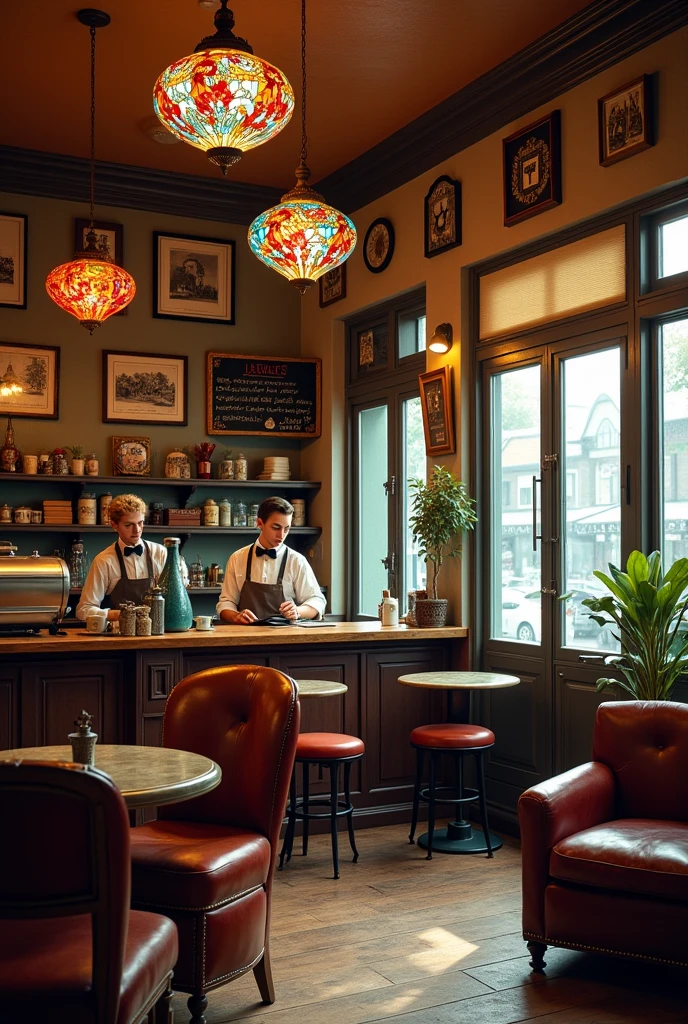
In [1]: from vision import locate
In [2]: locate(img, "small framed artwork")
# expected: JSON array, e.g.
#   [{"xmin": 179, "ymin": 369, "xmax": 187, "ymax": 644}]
[
  {"xmin": 598, "ymin": 75, "xmax": 654, "ymax": 167},
  {"xmin": 319, "ymin": 263, "xmax": 346, "ymax": 307},
  {"xmin": 103, "ymin": 350, "xmax": 188, "ymax": 426},
  {"xmin": 503, "ymin": 110, "xmax": 561, "ymax": 227},
  {"xmin": 419, "ymin": 366, "xmax": 455, "ymax": 456},
  {"xmin": 153, "ymin": 232, "xmax": 235, "ymax": 324},
  {"xmin": 359, "ymin": 329, "xmax": 375, "ymax": 367},
  {"xmin": 112, "ymin": 435, "xmax": 151, "ymax": 476},
  {"xmin": 0, "ymin": 341, "xmax": 59, "ymax": 419},
  {"xmin": 424, "ymin": 175, "xmax": 462, "ymax": 258},
  {"xmin": 0, "ymin": 212, "xmax": 27, "ymax": 309},
  {"xmin": 74, "ymin": 218, "xmax": 123, "ymax": 264}
]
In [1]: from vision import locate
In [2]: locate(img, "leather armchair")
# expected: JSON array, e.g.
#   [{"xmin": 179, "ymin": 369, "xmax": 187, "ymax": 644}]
[
  {"xmin": 129, "ymin": 665, "xmax": 300, "ymax": 1024},
  {"xmin": 0, "ymin": 760, "xmax": 178, "ymax": 1024},
  {"xmin": 519, "ymin": 700, "xmax": 688, "ymax": 971}
]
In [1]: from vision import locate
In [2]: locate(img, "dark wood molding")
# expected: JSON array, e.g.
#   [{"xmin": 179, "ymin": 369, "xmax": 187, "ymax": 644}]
[
  {"xmin": 0, "ymin": 147, "xmax": 283, "ymax": 226},
  {"xmin": 1, "ymin": 0, "xmax": 686, "ymax": 221}
]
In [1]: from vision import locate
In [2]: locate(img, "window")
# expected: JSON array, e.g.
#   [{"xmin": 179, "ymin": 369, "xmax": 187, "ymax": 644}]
[
  {"xmin": 659, "ymin": 212, "xmax": 688, "ymax": 279},
  {"xmin": 502, "ymin": 481, "xmax": 511, "ymax": 507},
  {"xmin": 596, "ymin": 419, "xmax": 618, "ymax": 449},
  {"xmin": 518, "ymin": 476, "xmax": 532, "ymax": 507},
  {"xmin": 398, "ymin": 311, "xmax": 426, "ymax": 359},
  {"xmin": 660, "ymin": 316, "xmax": 688, "ymax": 561}
]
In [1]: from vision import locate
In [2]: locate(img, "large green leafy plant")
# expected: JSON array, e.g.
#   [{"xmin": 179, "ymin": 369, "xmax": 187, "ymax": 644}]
[
  {"xmin": 409, "ymin": 466, "xmax": 477, "ymax": 600},
  {"xmin": 582, "ymin": 550, "xmax": 688, "ymax": 699}
]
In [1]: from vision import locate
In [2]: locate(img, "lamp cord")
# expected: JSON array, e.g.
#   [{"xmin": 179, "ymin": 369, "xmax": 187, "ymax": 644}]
[
  {"xmin": 300, "ymin": 0, "xmax": 307, "ymax": 167},
  {"xmin": 89, "ymin": 22, "xmax": 96, "ymax": 229}
]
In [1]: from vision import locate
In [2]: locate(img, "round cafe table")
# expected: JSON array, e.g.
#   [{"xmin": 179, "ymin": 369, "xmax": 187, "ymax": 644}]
[
  {"xmin": 397, "ymin": 670, "xmax": 520, "ymax": 855},
  {"xmin": 0, "ymin": 744, "xmax": 222, "ymax": 810},
  {"xmin": 295, "ymin": 679, "xmax": 348, "ymax": 698}
]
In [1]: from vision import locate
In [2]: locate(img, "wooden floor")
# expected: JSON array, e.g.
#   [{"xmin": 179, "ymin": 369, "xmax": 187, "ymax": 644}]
[{"xmin": 197, "ymin": 822, "xmax": 687, "ymax": 1024}]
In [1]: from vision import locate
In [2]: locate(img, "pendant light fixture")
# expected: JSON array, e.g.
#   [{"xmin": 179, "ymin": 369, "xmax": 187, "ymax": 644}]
[
  {"xmin": 45, "ymin": 10, "xmax": 135, "ymax": 334},
  {"xmin": 248, "ymin": 0, "xmax": 356, "ymax": 293},
  {"xmin": 154, "ymin": 0, "xmax": 294, "ymax": 175}
]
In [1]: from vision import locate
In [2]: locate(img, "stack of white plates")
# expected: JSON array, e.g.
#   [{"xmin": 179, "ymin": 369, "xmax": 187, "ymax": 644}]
[{"xmin": 257, "ymin": 456, "xmax": 291, "ymax": 480}]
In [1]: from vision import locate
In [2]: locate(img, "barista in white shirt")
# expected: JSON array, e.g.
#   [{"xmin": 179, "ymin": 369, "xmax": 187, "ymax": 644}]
[
  {"xmin": 76, "ymin": 494, "xmax": 168, "ymax": 621},
  {"xmin": 217, "ymin": 496, "xmax": 325, "ymax": 624}
]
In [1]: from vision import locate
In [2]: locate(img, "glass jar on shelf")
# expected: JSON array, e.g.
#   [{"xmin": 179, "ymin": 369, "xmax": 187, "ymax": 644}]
[
  {"xmin": 86, "ymin": 452, "xmax": 99, "ymax": 475},
  {"xmin": 247, "ymin": 503, "xmax": 259, "ymax": 528},
  {"xmin": 234, "ymin": 453, "xmax": 247, "ymax": 480},
  {"xmin": 77, "ymin": 492, "xmax": 97, "ymax": 526},
  {"xmin": 150, "ymin": 502, "xmax": 164, "ymax": 526},
  {"xmin": 219, "ymin": 498, "xmax": 232, "ymax": 527},
  {"xmin": 203, "ymin": 498, "xmax": 219, "ymax": 526},
  {"xmin": 233, "ymin": 501, "xmax": 247, "ymax": 527}
]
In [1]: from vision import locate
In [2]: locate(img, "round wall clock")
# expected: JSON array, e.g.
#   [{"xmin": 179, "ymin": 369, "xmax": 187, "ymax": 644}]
[{"xmin": 363, "ymin": 218, "xmax": 395, "ymax": 273}]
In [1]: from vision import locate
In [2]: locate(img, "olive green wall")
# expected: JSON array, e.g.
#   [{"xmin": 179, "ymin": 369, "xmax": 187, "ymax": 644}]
[{"xmin": 0, "ymin": 193, "xmax": 302, "ymax": 477}]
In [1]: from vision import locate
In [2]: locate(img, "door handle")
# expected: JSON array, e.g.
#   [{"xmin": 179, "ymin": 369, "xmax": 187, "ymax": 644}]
[
  {"xmin": 578, "ymin": 654, "xmax": 605, "ymax": 662},
  {"xmin": 381, "ymin": 553, "xmax": 396, "ymax": 572},
  {"xmin": 532, "ymin": 475, "xmax": 541, "ymax": 552}
]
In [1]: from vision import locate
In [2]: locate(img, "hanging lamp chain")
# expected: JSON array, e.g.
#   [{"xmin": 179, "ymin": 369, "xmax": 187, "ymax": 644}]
[
  {"xmin": 89, "ymin": 22, "xmax": 96, "ymax": 228},
  {"xmin": 300, "ymin": 0, "xmax": 307, "ymax": 167}
]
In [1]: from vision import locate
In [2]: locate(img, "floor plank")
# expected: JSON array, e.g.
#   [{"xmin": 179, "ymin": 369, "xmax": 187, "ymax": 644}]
[{"xmin": 189, "ymin": 821, "xmax": 686, "ymax": 1024}]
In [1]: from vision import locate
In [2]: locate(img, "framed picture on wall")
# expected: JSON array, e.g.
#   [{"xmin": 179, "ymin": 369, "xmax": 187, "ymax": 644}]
[
  {"xmin": 0, "ymin": 341, "xmax": 59, "ymax": 419},
  {"xmin": 112, "ymin": 435, "xmax": 151, "ymax": 476},
  {"xmin": 103, "ymin": 350, "xmax": 188, "ymax": 426},
  {"xmin": 598, "ymin": 75, "xmax": 654, "ymax": 167},
  {"xmin": 74, "ymin": 218, "xmax": 123, "ymax": 265},
  {"xmin": 319, "ymin": 263, "xmax": 346, "ymax": 307},
  {"xmin": 0, "ymin": 212, "xmax": 27, "ymax": 309},
  {"xmin": 503, "ymin": 110, "xmax": 561, "ymax": 226},
  {"xmin": 419, "ymin": 366, "xmax": 455, "ymax": 456},
  {"xmin": 153, "ymin": 232, "xmax": 235, "ymax": 324},
  {"xmin": 424, "ymin": 175, "xmax": 462, "ymax": 258}
]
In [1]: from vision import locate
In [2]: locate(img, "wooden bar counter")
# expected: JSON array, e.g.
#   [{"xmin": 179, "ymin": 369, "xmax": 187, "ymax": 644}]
[{"xmin": 0, "ymin": 622, "xmax": 468, "ymax": 830}]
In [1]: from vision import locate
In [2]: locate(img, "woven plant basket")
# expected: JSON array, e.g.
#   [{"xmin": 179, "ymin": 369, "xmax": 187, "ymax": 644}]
[{"xmin": 414, "ymin": 598, "xmax": 448, "ymax": 627}]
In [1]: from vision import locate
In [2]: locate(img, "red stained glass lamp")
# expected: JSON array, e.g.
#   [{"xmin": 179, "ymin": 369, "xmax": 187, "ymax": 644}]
[
  {"xmin": 248, "ymin": 0, "xmax": 356, "ymax": 293},
  {"xmin": 153, "ymin": 0, "xmax": 294, "ymax": 175},
  {"xmin": 45, "ymin": 10, "xmax": 136, "ymax": 334}
]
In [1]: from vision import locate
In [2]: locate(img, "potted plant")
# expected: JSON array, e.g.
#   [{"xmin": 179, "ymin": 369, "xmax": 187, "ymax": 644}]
[
  {"xmin": 408, "ymin": 465, "xmax": 477, "ymax": 627},
  {"xmin": 582, "ymin": 549, "xmax": 688, "ymax": 699},
  {"xmin": 68, "ymin": 444, "xmax": 85, "ymax": 476}
]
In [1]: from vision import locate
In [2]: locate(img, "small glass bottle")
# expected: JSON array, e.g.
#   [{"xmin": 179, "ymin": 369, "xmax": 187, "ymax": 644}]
[
  {"xmin": 0, "ymin": 417, "xmax": 20, "ymax": 473},
  {"xmin": 99, "ymin": 491, "xmax": 113, "ymax": 526},
  {"xmin": 0, "ymin": 503, "xmax": 12, "ymax": 523},
  {"xmin": 77, "ymin": 492, "xmax": 97, "ymax": 526},
  {"xmin": 234, "ymin": 453, "xmax": 247, "ymax": 480},
  {"xmin": 86, "ymin": 452, "xmax": 99, "ymax": 475},
  {"xmin": 219, "ymin": 498, "xmax": 232, "ymax": 527},
  {"xmin": 233, "ymin": 501, "xmax": 247, "ymax": 527},
  {"xmin": 69, "ymin": 540, "xmax": 87, "ymax": 588},
  {"xmin": 247, "ymin": 503, "xmax": 259, "ymax": 528}
]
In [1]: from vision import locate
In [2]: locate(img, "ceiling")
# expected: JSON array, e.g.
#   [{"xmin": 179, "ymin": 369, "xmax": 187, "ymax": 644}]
[{"xmin": 1, "ymin": 0, "xmax": 594, "ymax": 192}]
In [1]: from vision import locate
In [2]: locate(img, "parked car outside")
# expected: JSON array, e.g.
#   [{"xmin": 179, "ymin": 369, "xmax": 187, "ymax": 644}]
[{"xmin": 501, "ymin": 587, "xmax": 541, "ymax": 643}]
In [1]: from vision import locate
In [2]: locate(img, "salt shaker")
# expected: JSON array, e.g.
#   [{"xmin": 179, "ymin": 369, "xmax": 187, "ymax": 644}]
[{"xmin": 68, "ymin": 709, "xmax": 98, "ymax": 766}]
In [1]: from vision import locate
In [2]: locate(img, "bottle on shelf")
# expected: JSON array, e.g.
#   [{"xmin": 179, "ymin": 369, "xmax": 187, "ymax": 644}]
[
  {"xmin": 77, "ymin": 492, "xmax": 97, "ymax": 526},
  {"xmin": 158, "ymin": 537, "xmax": 193, "ymax": 632},
  {"xmin": 86, "ymin": 452, "xmax": 99, "ymax": 475},
  {"xmin": 0, "ymin": 416, "xmax": 21, "ymax": 473},
  {"xmin": 219, "ymin": 498, "xmax": 232, "ymax": 527},
  {"xmin": 69, "ymin": 540, "xmax": 87, "ymax": 588}
]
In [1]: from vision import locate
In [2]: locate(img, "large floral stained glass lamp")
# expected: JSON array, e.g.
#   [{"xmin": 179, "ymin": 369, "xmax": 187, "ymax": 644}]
[
  {"xmin": 248, "ymin": 0, "xmax": 356, "ymax": 294},
  {"xmin": 154, "ymin": 0, "xmax": 294, "ymax": 175},
  {"xmin": 45, "ymin": 10, "xmax": 135, "ymax": 334}
]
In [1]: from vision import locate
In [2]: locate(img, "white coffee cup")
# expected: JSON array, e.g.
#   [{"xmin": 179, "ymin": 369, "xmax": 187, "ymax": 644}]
[
  {"xmin": 194, "ymin": 615, "xmax": 213, "ymax": 631},
  {"xmin": 86, "ymin": 610, "xmax": 108, "ymax": 634}
]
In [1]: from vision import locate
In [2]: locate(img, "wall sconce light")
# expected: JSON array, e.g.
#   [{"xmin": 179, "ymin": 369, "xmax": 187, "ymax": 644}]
[{"xmin": 428, "ymin": 323, "xmax": 453, "ymax": 354}]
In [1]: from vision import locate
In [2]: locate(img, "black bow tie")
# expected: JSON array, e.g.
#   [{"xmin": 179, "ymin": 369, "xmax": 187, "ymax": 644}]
[
  {"xmin": 255, "ymin": 545, "xmax": 277, "ymax": 559},
  {"xmin": 124, "ymin": 544, "xmax": 143, "ymax": 557}
]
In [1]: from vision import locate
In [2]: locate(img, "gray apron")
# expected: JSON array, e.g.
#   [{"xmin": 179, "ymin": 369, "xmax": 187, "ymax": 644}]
[
  {"xmin": 238, "ymin": 545, "xmax": 289, "ymax": 619},
  {"xmin": 103, "ymin": 540, "xmax": 155, "ymax": 609}
]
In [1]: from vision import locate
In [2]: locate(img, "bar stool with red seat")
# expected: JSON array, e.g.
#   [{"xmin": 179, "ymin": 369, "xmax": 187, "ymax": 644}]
[
  {"xmin": 279, "ymin": 731, "xmax": 364, "ymax": 879},
  {"xmin": 408, "ymin": 722, "xmax": 497, "ymax": 859}
]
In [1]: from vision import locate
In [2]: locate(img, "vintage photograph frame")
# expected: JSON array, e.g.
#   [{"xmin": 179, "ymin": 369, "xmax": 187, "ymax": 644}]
[
  {"xmin": 319, "ymin": 263, "xmax": 347, "ymax": 307},
  {"xmin": 424, "ymin": 175, "xmax": 462, "ymax": 258},
  {"xmin": 112, "ymin": 435, "xmax": 151, "ymax": 476},
  {"xmin": 0, "ymin": 341, "xmax": 59, "ymax": 419},
  {"xmin": 153, "ymin": 232, "xmax": 235, "ymax": 324},
  {"xmin": 503, "ymin": 110, "xmax": 561, "ymax": 227},
  {"xmin": 419, "ymin": 366, "xmax": 455, "ymax": 456},
  {"xmin": 103, "ymin": 350, "xmax": 188, "ymax": 426},
  {"xmin": 74, "ymin": 218, "xmax": 123, "ymax": 265},
  {"xmin": 0, "ymin": 212, "xmax": 27, "ymax": 309},
  {"xmin": 598, "ymin": 75, "xmax": 654, "ymax": 167}
]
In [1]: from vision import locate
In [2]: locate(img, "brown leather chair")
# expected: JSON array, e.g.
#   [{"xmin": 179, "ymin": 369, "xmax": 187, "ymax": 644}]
[
  {"xmin": 129, "ymin": 665, "xmax": 300, "ymax": 1024},
  {"xmin": 519, "ymin": 700, "xmax": 688, "ymax": 972},
  {"xmin": 0, "ymin": 759, "xmax": 178, "ymax": 1024}
]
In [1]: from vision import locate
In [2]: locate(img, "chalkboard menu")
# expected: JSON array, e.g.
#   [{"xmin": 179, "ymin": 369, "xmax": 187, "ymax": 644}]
[{"xmin": 207, "ymin": 353, "xmax": 321, "ymax": 438}]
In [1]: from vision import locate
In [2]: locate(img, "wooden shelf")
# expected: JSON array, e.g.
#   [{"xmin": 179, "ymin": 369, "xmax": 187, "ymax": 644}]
[
  {"xmin": 4, "ymin": 473, "xmax": 320, "ymax": 491},
  {"xmin": 0, "ymin": 525, "xmax": 320, "ymax": 536}
]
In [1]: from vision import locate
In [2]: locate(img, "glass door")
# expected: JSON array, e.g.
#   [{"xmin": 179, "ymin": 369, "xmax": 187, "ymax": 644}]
[{"xmin": 354, "ymin": 400, "xmax": 389, "ymax": 617}]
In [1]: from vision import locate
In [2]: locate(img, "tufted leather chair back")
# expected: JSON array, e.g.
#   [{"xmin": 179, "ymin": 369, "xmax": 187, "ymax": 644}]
[
  {"xmin": 0, "ymin": 760, "xmax": 131, "ymax": 1024},
  {"xmin": 592, "ymin": 700, "xmax": 688, "ymax": 821},
  {"xmin": 160, "ymin": 664, "xmax": 300, "ymax": 844}
]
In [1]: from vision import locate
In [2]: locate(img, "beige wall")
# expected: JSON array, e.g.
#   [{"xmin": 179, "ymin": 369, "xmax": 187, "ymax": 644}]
[
  {"xmin": 0, "ymin": 195, "xmax": 302, "ymax": 477},
  {"xmin": 301, "ymin": 26, "xmax": 688, "ymax": 617}
]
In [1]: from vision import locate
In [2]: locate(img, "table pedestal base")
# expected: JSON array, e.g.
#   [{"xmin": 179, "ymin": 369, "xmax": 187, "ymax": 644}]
[{"xmin": 417, "ymin": 819, "xmax": 502, "ymax": 855}]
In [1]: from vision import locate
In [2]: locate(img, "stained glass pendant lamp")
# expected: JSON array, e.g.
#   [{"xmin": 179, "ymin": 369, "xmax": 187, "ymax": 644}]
[
  {"xmin": 154, "ymin": 0, "xmax": 294, "ymax": 175},
  {"xmin": 248, "ymin": 0, "xmax": 356, "ymax": 293},
  {"xmin": 45, "ymin": 10, "xmax": 135, "ymax": 334}
]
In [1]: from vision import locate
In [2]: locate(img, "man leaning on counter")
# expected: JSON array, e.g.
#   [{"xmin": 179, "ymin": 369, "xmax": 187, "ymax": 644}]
[{"xmin": 217, "ymin": 496, "xmax": 325, "ymax": 624}]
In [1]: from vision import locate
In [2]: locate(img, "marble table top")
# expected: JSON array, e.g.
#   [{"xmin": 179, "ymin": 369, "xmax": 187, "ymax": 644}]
[
  {"xmin": 295, "ymin": 679, "xmax": 348, "ymax": 698},
  {"xmin": 0, "ymin": 744, "xmax": 221, "ymax": 810},
  {"xmin": 397, "ymin": 671, "xmax": 521, "ymax": 690}
]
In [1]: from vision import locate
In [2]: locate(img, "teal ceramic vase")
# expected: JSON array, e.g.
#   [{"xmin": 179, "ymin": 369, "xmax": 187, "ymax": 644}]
[{"xmin": 158, "ymin": 537, "xmax": 193, "ymax": 632}]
